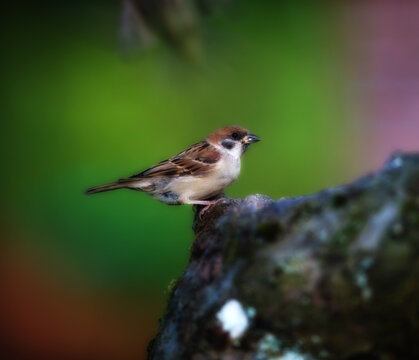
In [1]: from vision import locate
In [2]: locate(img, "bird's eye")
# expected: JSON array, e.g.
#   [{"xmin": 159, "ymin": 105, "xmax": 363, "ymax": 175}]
[{"xmin": 231, "ymin": 132, "xmax": 239, "ymax": 140}]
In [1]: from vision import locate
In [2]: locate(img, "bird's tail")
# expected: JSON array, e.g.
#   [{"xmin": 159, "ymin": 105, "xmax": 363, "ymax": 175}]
[{"xmin": 85, "ymin": 182, "xmax": 127, "ymax": 195}]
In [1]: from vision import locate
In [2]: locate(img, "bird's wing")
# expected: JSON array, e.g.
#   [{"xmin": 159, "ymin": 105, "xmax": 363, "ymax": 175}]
[{"xmin": 118, "ymin": 141, "xmax": 221, "ymax": 182}]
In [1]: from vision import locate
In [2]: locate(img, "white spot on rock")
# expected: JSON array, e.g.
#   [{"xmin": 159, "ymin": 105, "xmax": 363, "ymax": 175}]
[{"xmin": 216, "ymin": 299, "xmax": 249, "ymax": 340}]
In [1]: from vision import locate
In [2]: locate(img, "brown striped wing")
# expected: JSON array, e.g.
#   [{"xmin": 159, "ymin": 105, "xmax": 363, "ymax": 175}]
[{"xmin": 119, "ymin": 141, "xmax": 221, "ymax": 182}]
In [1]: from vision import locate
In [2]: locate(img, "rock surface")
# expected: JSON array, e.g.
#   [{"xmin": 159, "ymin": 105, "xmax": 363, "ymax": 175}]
[{"xmin": 148, "ymin": 153, "xmax": 419, "ymax": 360}]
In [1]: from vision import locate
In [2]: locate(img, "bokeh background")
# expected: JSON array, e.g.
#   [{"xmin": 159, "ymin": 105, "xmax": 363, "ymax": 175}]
[{"xmin": 1, "ymin": 1, "xmax": 418, "ymax": 359}]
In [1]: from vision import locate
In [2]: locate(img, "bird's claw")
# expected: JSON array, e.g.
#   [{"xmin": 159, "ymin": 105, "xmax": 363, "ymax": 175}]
[{"xmin": 198, "ymin": 197, "xmax": 225, "ymax": 220}]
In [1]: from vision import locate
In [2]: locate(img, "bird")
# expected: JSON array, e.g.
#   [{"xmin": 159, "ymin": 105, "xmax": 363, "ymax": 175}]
[{"xmin": 85, "ymin": 126, "xmax": 260, "ymax": 214}]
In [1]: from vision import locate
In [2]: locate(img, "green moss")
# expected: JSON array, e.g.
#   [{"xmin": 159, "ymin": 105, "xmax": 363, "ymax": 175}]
[
  {"xmin": 323, "ymin": 209, "xmax": 364, "ymax": 260},
  {"xmin": 401, "ymin": 198, "xmax": 419, "ymax": 227},
  {"xmin": 166, "ymin": 278, "xmax": 179, "ymax": 297},
  {"xmin": 404, "ymin": 168, "xmax": 419, "ymax": 197},
  {"xmin": 277, "ymin": 254, "xmax": 308, "ymax": 275}
]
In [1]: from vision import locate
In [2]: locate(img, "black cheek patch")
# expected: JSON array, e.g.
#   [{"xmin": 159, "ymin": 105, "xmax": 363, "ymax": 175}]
[{"xmin": 221, "ymin": 140, "xmax": 234, "ymax": 150}]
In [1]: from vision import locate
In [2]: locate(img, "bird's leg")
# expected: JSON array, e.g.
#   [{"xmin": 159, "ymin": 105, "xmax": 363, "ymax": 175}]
[{"xmin": 186, "ymin": 197, "xmax": 225, "ymax": 218}]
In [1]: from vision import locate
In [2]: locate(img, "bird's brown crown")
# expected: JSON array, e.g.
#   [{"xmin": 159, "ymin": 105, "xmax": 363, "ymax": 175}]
[{"xmin": 206, "ymin": 126, "xmax": 249, "ymax": 145}]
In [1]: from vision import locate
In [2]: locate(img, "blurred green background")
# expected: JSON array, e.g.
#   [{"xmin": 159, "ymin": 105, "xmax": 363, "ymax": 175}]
[{"xmin": 2, "ymin": 1, "xmax": 417, "ymax": 359}]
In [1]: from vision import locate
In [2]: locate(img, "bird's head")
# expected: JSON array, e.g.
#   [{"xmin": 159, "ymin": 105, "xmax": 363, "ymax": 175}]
[{"xmin": 207, "ymin": 126, "xmax": 260, "ymax": 156}]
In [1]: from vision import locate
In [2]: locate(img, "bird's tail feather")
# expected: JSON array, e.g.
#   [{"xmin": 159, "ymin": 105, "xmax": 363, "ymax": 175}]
[{"xmin": 85, "ymin": 182, "xmax": 128, "ymax": 195}]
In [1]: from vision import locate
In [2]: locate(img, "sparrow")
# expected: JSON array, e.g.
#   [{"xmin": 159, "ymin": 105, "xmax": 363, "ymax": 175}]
[{"xmin": 85, "ymin": 126, "xmax": 260, "ymax": 213}]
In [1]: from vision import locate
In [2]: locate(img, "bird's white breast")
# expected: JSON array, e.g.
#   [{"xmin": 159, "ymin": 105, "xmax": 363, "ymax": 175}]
[
  {"xmin": 215, "ymin": 149, "xmax": 241, "ymax": 184},
  {"xmin": 167, "ymin": 147, "xmax": 241, "ymax": 203}
]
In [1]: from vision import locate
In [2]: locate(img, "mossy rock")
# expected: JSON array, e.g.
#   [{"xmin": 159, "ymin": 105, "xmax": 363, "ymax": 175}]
[{"xmin": 148, "ymin": 153, "xmax": 419, "ymax": 360}]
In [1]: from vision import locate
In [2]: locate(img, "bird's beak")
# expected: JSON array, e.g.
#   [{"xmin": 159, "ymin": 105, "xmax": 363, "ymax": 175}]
[{"xmin": 242, "ymin": 133, "xmax": 260, "ymax": 144}]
